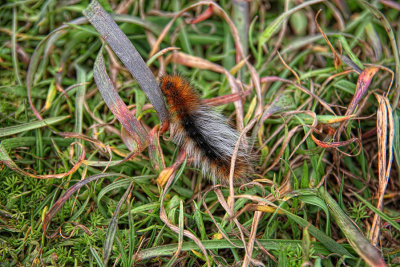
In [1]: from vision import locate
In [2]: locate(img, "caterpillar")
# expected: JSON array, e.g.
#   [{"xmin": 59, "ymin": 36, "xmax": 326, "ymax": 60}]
[{"xmin": 159, "ymin": 74, "xmax": 251, "ymax": 184}]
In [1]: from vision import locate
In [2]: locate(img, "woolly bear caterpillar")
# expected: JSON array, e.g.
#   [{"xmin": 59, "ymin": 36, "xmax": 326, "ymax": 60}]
[{"xmin": 159, "ymin": 74, "xmax": 251, "ymax": 183}]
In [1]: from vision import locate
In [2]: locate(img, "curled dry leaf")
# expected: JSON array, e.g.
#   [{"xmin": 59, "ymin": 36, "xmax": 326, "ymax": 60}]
[
  {"xmin": 369, "ymin": 94, "xmax": 394, "ymax": 246},
  {"xmin": 156, "ymin": 167, "xmax": 175, "ymax": 187},
  {"xmin": 203, "ymin": 89, "xmax": 252, "ymax": 107},
  {"xmin": 169, "ymin": 51, "xmax": 225, "ymax": 73},
  {"xmin": 311, "ymin": 132, "xmax": 359, "ymax": 149},
  {"xmin": 255, "ymin": 205, "xmax": 285, "ymax": 214},
  {"xmin": 187, "ymin": 4, "xmax": 213, "ymax": 24},
  {"xmin": 156, "ymin": 149, "xmax": 186, "ymax": 187},
  {"xmin": 345, "ymin": 67, "xmax": 379, "ymax": 116},
  {"xmin": 93, "ymin": 54, "xmax": 148, "ymax": 151},
  {"xmin": 148, "ymin": 125, "xmax": 166, "ymax": 171}
]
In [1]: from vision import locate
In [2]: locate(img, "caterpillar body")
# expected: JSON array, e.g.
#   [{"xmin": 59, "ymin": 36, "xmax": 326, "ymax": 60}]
[{"xmin": 159, "ymin": 75, "xmax": 251, "ymax": 184}]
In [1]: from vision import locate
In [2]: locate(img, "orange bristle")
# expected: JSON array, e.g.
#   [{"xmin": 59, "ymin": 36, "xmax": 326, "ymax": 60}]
[
  {"xmin": 159, "ymin": 74, "xmax": 252, "ymax": 183},
  {"xmin": 159, "ymin": 75, "xmax": 200, "ymax": 117}
]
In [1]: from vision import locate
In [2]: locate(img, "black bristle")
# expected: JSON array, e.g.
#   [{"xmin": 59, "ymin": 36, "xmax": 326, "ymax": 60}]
[{"xmin": 181, "ymin": 114, "xmax": 220, "ymax": 161}]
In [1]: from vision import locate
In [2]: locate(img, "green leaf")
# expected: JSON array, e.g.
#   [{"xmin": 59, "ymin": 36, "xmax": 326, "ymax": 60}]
[
  {"xmin": 0, "ymin": 116, "xmax": 69, "ymax": 138},
  {"xmin": 318, "ymin": 187, "xmax": 385, "ymax": 266},
  {"xmin": 299, "ymin": 195, "xmax": 330, "ymax": 233},
  {"xmin": 103, "ymin": 183, "xmax": 132, "ymax": 265},
  {"xmin": 90, "ymin": 247, "xmax": 105, "ymax": 267},
  {"xmin": 136, "ymin": 239, "xmax": 342, "ymax": 260}
]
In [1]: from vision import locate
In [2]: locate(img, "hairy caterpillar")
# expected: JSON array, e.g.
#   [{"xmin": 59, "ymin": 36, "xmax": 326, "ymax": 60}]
[{"xmin": 159, "ymin": 75, "xmax": 251, "ymax": 183}]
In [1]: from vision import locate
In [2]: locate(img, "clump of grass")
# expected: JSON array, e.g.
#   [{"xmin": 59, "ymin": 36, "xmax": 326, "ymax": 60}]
[{"xmin": 1, "ymin": 0, "xmax": 399, "ymax": 266}]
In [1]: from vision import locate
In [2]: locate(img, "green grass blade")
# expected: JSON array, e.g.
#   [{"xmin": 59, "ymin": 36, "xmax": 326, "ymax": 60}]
[
  {"xmin": 0, "ymin": 116, "xmax": 69, "ymax": 138},
  {"xmin": 90, "ymin": 247, "xmax": 105, "ymax": 267},
  {"xmin": 318, "ymin": 187, "xmax": 386, "ymax": 266},
  {"xmin": 102, "ymin": 183, "xmax": 132, "ymax": 265},
  {"xmin": 353, "ymin": 192, "xmax": 400, "ymax": 232}
]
